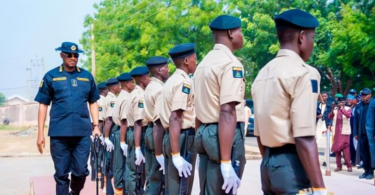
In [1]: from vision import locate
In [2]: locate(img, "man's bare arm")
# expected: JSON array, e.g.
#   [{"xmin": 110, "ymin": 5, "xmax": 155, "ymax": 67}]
[
  {"xmin": 256, "ymin": 136, "xmax": 265, "ymax": 157},
  {"xmin": 134, "ymin": 120, "xmax": 143, "ymax": 147},
  {"xmin": 295, "ymin": 136, "xmax": 325, "ymax": 188},
  {"xmin": 89, "ymin": 102, "xmax": 99, "ymax": 126},
  {"xmin": 153, "ymin": 119, "xmax": 165, "ymax": 155},
  {"xmin": 120, "ymin": 119, "xmax": 128, "ymax": 143},
  {"xmin": 169, "ymin": 110, "xmax": 183, "ymax": 154},
  {"xmin": 219, "ymin": 102, "xmax": 237, "ymax": 161},
  {"xmin": 104, "ymin": 117, "xmax": 113, "ymax": 138},
  {"xmin": 37, "ymin": 103, "xmax": 48, "ymax": 154}
]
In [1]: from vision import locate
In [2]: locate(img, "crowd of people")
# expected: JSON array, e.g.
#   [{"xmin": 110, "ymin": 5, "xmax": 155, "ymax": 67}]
[{"xmin": 316, "ymin": 88, "xmax": 375, "ymax": 179}]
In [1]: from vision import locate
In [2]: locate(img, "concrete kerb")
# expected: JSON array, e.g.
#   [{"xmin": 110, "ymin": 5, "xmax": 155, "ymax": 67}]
[{"xmin": 0, "ymin": 153, "xmax": 50, "ymax": 157}]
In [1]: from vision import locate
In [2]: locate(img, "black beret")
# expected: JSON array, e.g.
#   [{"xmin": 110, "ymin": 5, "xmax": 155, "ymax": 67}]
[
  {"xmin": 117, "ymin": 73, "xmax": 133, "ymax": 81},
  {"xmin": 274, "ymin": 9, "xmax": 319, "ymax": 30},
  {"xmin": 361, "ymin": 88, "xmax": 371, "ymax": 95},
  {"xmin": 349, "ymin": 89, "xmax": 357, "ymax": 94},
  {"xmin": 145, "ymin": 56, "xmax": 168, "ymax": 67},
  {"xmin": 209, "ymin": 15, "xmax": 242, "ymax": 30},
  {"xmin": 97, "ymin": 82, "xmax": 107, "ymax": 89},
  {"xmin": 130, "ymin": 66, "xmax": 149, "ymax": 77},
  {"xmin": 106, "ymin": 78, "xmax": 119, "ymax": 86},
  {"xmin": 168, "ymin": 43, "xmax": 196, "ymax": 59}
]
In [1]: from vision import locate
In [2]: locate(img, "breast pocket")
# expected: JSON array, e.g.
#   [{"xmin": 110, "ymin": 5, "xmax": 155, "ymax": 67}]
[
  {"xmin": 52, "ymin": 81, "xmax": 71, "ymax": 100},
  {"xmin": 77, "ymin": 81, "xmax": 91, "ymax": 99}
]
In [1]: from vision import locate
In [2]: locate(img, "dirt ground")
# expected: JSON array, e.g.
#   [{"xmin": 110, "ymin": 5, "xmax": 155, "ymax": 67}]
[{"xmin": 0, "ymin": 126, "xmax": 50, "ymax": 154}]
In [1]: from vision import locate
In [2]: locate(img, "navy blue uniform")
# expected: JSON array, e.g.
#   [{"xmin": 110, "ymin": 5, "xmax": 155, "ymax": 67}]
[{"xmin": 35, "ymin": 65, "xmax": 99, "ymax": 195}]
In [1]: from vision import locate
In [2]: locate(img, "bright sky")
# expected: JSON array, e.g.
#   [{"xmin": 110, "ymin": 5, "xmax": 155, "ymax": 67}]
[{"xmin": 0, "ymin": 0, "xmax": 101, "ymax": 100}]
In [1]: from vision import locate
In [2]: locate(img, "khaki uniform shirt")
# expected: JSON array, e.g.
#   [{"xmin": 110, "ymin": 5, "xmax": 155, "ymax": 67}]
[
  {"xmin": 160, "ymin": 69, "xmax": 195, "ymax": 129},
  {"xmin": 125, "ymin": 85, "xmax": 147, "ymax": 127},
  {"xmin": 112, "ymin": 90, "xmax": 130, "ymax": 126},
  {"xmin": 194, "ymin": 44, "xmax": 246, "ymax": 123},
  {"xmin": 98, "ymin": 95, "xmax": 106, "ymax": 121},
  {"xmin": 251, "ymin": 49, "xmax": 320, "ymax": 147},
  {"xmin": 144, "ymin": 77, "xmax": 164, "ymax": 123},
  {"xmin": 104, "ymin": 92, "xmax": 117, "ymax": 119}
]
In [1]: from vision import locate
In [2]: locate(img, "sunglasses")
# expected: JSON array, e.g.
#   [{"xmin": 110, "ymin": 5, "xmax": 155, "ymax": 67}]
[{"xmin": 62, "ymin": 52, "xmax": 79, "ymax": 58}]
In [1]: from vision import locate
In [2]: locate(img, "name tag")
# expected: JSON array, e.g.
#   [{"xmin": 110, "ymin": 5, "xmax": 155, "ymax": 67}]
[
  {"xmin": 99, "ymin": 106, "xmax": 102, "ymax": 111},
  {"xmin": 77, "ymin": 77, "xmax": 89, "ymax": 82},
  {"xmin": 182, "ymin": 83, "xmax": 191, "ymax": 94},
  {"xmin": 232, "ymin": 67, "xmax": 243, "ymax": 78},
  {"xmin": 110, "ymin": 102, "xmax": 115, "ymax": 108},
  {"xmin": 53, "ymin": 77, "xmax": 67, "ymax": 81}
]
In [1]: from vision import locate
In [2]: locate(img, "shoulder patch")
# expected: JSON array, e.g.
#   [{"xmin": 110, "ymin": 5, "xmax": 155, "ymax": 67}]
[
  {"xmin": 182, "ymin": 83, "xmax": 191, "ymax": 94},
  {"xmin": 39, "ymin": 80, "xmax": 44, "ymax": 88},
  {"xmin": 53, "ymin": 77, "xmax": 67, "ymax": 81},
  {"xmin": 138, "ymin": 99, "xmax": 144, "ymax": 108},
  {"xmin": 311, "ymin": 79, "xmax": 318, "ymax": 93},
  {"xmin": 99, "ymin": 106, "xmax": 103, "ymax": 111},
  {"xmin": 77, "ymin": 77, "xmax": 89, "ymax": 82},
  {"xmin": 110, "ymin": 101, "xmax": 115, "ymax": 107},
  {"xmin": 232, "ymin": 67, "xmax": 243, "ymax": 78}
]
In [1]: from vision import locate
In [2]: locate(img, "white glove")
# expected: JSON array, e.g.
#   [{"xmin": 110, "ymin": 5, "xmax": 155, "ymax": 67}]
[
  {"xmin": 172, "ymin": 154, "xmax": 192, "ymax": 178},
  {"xmin": 312, "ymin": 188, "xmax": 328, "ymax": 195},
  {"xmin": 120, "ymin": 142, "xmax": 128, "ymax": 157},
  {"xmin": 104, "ymin": 138, "xmax": 114, "ymax": 152},
  {"xmin": 135, "ymin": 147, "xmax": 145, "ymax": 165},
  {"xmin": 221, "ymin": 161, "xmax": 241, "ymax": 194},
  {"xmin": 196, "ymin": 154, "xmax": 200, "ymax": 170},
  {"xmin": 156, "ymin": 155, "xmax": 165, "ymax": 174},
  {"xmin": 297, "ymin": 188, "xmax": 313, "ymax": 195}
]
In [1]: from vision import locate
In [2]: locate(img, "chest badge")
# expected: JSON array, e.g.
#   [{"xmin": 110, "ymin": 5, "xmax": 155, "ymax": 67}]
[
  {"xmin": 99, "ymin": 106, "xmax": 103, "ymax": 111},
  {"xmin": 232, "ymin": 67, "xmax": 243, "ymax": 78},
  {"xmin": 71, "ymin": 79, "xmax": 78, "ymax": 87}
]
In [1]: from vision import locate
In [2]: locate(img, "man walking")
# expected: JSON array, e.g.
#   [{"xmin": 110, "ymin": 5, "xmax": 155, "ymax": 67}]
[{"xmin": 35, "ymin": 42, "xmax": 101, "ymax": 195}]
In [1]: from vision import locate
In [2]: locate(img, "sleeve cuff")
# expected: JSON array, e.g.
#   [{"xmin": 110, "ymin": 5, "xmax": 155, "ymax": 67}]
[
  {"xmin": 171, "ymin": 100, "xmax": 187, "ymax": 112},
  {"xmin": 220, "ymin": 95, "xmax": 242, "ymax": 106},
  {"xmin": 293, "ymin": 127, "xmax": 316, "ymax": 138},
  {"xmin": 34, "ymin": 94, "xmax": 51, "ymax": 105}
]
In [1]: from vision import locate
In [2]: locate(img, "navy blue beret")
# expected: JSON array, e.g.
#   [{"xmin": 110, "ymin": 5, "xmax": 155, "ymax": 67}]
[
  {"xmin": 361, "ymin": 88, "xmax": 371, "ymax": 95},
  {"xmin": 117, "ymin": 73, "xmax": 133, "ymax": 81},
  {"xmin": 145, "ymin": 56, "xmax": 168, "ymax": 67},
  {"xmin": 106, "ymin": 78, "xmax": 119, "ymax": 86},
  {"xmin": 274, "ymin": 9, "xmax": 319, "ymax": 30},
  {"xmin": 55, "ymin": 42, "xmax": 83, "ymax": 53},
  {"xmin": 168, "ymin": 43, "xmax": 196, "ymax": 59},
  {"xmin": 97, "ymin": 82, "xmax": 107, "ymax": 89},
  {"xmin": 209, "ymin": 15, "xmax": 242, "ymax": 30},
  {"xmin": 130, "ymin": 66, "xmax": 149, "ymax": 77}
]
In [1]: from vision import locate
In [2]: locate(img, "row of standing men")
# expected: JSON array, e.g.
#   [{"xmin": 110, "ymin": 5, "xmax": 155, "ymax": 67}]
[{"xmin": 93, "ymin": 14, "xmax": 247, "ymax": 195}]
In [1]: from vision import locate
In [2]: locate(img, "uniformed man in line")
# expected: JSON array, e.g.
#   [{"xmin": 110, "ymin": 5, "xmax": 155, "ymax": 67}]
[
  {"xmin": 125, "ymin": 66, "xmax": 151, "ymax": 195},
  {"xmin": 160, "ymin": 43, "xmax": 197, "ymax": 195},
  {"xmin": 193, "ymin": 15, "xmax": 245, "ymax": 195},
  {"xmin": 97, "ymin": 82, "xmax": 108, "ymax": 131},
  {"xmin": 35, "ymin": 42, "xmax": 101, "ymax": 195},
  {"xmin": 143, "ymin": 56, "xmax": 170, "ymax": 194},
  {"xmin": 111, "ymin": 73, "xmax": 135, "ymax": 194},
  {"xmin": 103, "ymin": 78, "xmax": 122, "ymax": 193},
  {"xmin": 251, "ymin": 9, "xmax": 328, "ymax": 195}
]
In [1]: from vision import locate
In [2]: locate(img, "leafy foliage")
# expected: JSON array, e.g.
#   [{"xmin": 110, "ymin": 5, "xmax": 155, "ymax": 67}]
[{"xmin": 81, "ymin": 0, "xmax": 375, "ymax": 97}]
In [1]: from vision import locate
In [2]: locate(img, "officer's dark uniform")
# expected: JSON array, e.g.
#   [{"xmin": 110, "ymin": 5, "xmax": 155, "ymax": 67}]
[
  {"xmin": 251, "ymin": 10, "xmax": 322, "ymax": 194},
  {"xmin": 35, "ymin": 42, "xmax": 99, "ymax": 195}
]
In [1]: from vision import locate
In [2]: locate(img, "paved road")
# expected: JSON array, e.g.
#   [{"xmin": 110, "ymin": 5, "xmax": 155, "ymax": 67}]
[{"xmin": 1, "ymin": 155, "xmax": 374, "ymax": 195}]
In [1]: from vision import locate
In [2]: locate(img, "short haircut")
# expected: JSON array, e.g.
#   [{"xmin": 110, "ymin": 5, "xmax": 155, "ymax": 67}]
[{"xmin": 276, "ymin": 28, "xmax": 300, "ymax": 44}]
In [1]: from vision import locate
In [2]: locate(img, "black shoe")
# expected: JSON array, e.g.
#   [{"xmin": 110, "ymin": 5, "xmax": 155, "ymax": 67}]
[
  {"xmin": 330, "ymin": 153, "xmax": 336, "ymax": 157},
  {"xmin": 322, "ymin": 162, "xmax": 327, "ymax": 167},
  {"xmin": 69, "ymin": 191, "xmax": 78, "ymax": 195},
  {"xmin": 358, "ymin": 164, "xmax": 364, "ymax": 169},
  {"xmin": 359, "ymin": 173, "xmax": 368, "ymax": 179},
  {"xmin": 366, "ymin": 174, "xmax": 374, "ymax": 180},
  {"xmin": 351, "ymin": 163, "xmax": 356, "ymax": 166}
]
